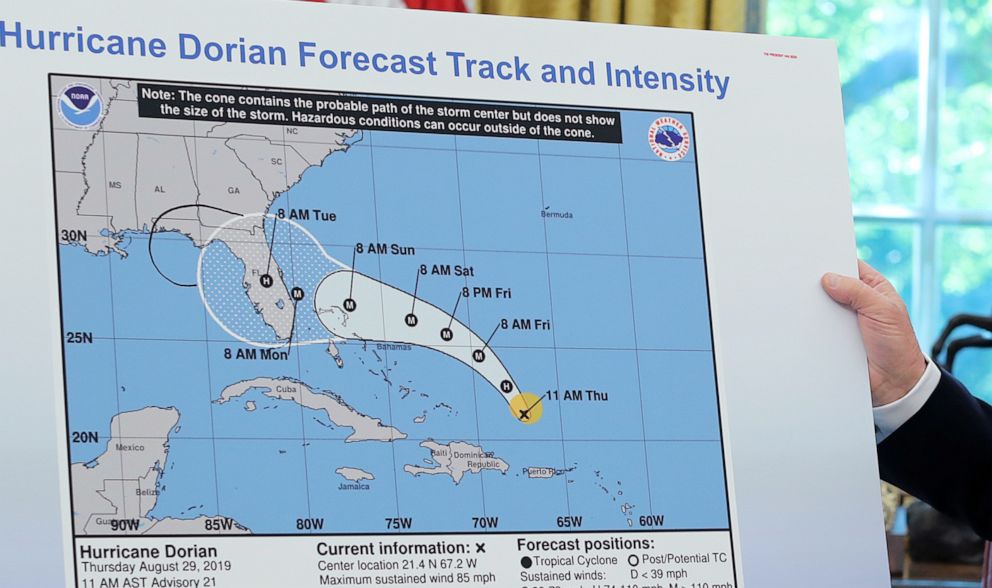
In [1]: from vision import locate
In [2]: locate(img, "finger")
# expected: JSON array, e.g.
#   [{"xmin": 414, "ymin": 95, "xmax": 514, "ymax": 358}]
[
  {"xmin": 857, "ymin": 259, "xmax": 898, "ymax": 295},
  {"xmin": 822, "ymin": 272, "xmax": 885, "ymax": 312},
  {"xmin": 857, "ymin": 259, "xmax": 883, "ymax": 282}
]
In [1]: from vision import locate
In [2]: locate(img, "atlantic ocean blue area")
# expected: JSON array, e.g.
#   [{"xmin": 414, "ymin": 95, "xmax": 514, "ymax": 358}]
[
  {"xmin": 457, "ymin": 150, "xmax": 545, "ymax": 253},
  {"xmin": 540, "ymin": 154, "xmax": 628, "ymax": 256},
  {"xmin": 272, "ymin": 139, "xmax": 378, "ymax": 248},
  {"xmin": 621, "ymin": 158, "xmax": 703, "ymax": 258},
  {"xmin": 547, "ymin": 253, "xmax": 636, "ymax": 349},
  {"xmin": 370, "ymin": 140, "xmax": 464, "ymax": 252},
  {"xmin": 645, "ymin": 441, "xmax": 729, "ymax": 529},
  {"xmin": 629, "ymin": 257, "xmax": 713, "ymax": 351},
  {"xmin": 637, "ymin": 350, "xmax": 721, "ymax": 441},
  {"xmin": 556, "ymin": 349, "xmax": 643, "ymax": 440}
]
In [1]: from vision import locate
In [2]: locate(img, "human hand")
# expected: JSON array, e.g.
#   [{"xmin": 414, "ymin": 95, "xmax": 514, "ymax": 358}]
[{"xmin": 821, "ymin": 260, "xmax": 927, "ymax": 407}]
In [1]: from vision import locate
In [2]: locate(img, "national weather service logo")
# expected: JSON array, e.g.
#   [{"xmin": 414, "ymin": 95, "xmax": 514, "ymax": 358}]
[
  {"xmin": 648, "ymin": 116, "xmax": 690, "ymax": 161},
  {"xmin": 57, "ymin": 83, "xmax": 103, "ymax": 129}
]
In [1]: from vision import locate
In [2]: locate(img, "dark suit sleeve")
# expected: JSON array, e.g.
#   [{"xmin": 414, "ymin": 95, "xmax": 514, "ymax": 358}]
[{"xmin": 877, "ymin": 368, "xmax": 992, "ymax": 540}]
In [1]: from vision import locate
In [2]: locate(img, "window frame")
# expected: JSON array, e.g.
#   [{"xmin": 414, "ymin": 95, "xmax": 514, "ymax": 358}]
[{"xmin": 763, "ymin": 0, "xmax": 992, "ymax": 348}]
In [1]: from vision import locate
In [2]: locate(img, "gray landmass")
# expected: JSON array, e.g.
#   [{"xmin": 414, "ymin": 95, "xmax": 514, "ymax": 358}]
[
  {"xmin": 52, "ymin": 76, "xmax": 355, "ymax": 340},
  {"xmin": 217, "ymin": 377, "xmax": 406, "ymax": 442},
  {"xmin": 327, "ymin": 341, "xmax": 344, "ymax": 368},
  {"xmin": 56, "ymin": 78, "xmax": 354, "ymax": 253},
  {"xmin": 403, "ymin": 440, "xmax": 509, "ymax": 484},
  {"xmin": 70, "ymin": 406, "xmax": 249, "ymax": 535},
  {"xmin": 523, "ymin": 465, "xmax": 574, "ymax": 479},
  {"xmin": 222, "ymin": 135, "xmax": 313, "ymax": 198},
  {"xmin": 621, "ymin": 503, "xmax": 636, "ymax": 527},
  {"xmin": 524, "ymin": 466, "xmax": 557, "ymax": 479},
  {"xmin": 210, "ymin": 221, "xmax": 294, "ymax": 340},
  {"xmin": 55, "ymin": 170, "xmax": 124, "ymax": 256},
  {"xmin": 205, "ymin": 122, "xmax": 354, "ymax": 168},
  {"xmin": 335, "ymin": 467, "xmax": 375, "ymax": 482}
]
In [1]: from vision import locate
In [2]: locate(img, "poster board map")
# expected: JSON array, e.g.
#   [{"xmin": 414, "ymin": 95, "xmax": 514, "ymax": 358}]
[{"xmin": 51, "ymin": 74, "xmax": 730, "ymax": 539}]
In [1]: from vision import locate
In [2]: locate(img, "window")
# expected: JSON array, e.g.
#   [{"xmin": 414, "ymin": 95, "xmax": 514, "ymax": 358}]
[{"xmin": 768, "ymin": 1, "xmax": 992, "ymax": 401}]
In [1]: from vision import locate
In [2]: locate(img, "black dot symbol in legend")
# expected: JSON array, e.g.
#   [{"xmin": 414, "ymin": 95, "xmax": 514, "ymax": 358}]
[{"xmin": 520, "ymin": 556, "xmax": 533, "ymax": 569}]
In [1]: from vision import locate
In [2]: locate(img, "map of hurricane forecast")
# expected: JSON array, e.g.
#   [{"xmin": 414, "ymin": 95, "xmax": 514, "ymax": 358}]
[{"xmin": 51, "ymin": 75, "xmax": 730, "ymax": 538}]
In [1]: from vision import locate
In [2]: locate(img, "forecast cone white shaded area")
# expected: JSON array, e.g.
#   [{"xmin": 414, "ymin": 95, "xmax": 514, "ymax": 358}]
[
  {"xmin": 314, "ymin": 269, "xmax": 522, "ymax": 407},
  {"xmin": 197, "ymin": 213, "xmax": 345, "ymax": 348}
]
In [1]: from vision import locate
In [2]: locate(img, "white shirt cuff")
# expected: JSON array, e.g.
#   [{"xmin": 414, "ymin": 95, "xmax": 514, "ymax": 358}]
[{"xmin": 873, "ymin": 358, "xmax": 941, "ymax": 443}]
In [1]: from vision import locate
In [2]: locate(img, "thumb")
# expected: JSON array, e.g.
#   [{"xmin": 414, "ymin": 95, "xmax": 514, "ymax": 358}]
[{"xmin": 822, "ymin": 272, "xmax": 883, "ymax": 312}]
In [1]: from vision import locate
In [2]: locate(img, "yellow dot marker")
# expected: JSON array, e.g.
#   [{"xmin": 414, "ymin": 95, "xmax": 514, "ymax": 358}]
[{"xmin": 509, "ymin": 392, "xmax": 543, "ymax": 425}]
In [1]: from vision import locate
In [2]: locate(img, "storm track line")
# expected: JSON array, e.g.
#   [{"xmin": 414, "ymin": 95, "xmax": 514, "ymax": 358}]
[{"xmin": 148, "ymin": 203, "xmax": 244, "ymax": 288}]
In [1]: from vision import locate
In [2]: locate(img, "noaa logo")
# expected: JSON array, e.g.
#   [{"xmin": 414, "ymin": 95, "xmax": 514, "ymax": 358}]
[
  {"xmin": 648, "ymin": 117, "xmax": 690, "ymax": 161},
  {"xmin": 58, "ymin": 84, "xmax": 103, "ymax": 129}
]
